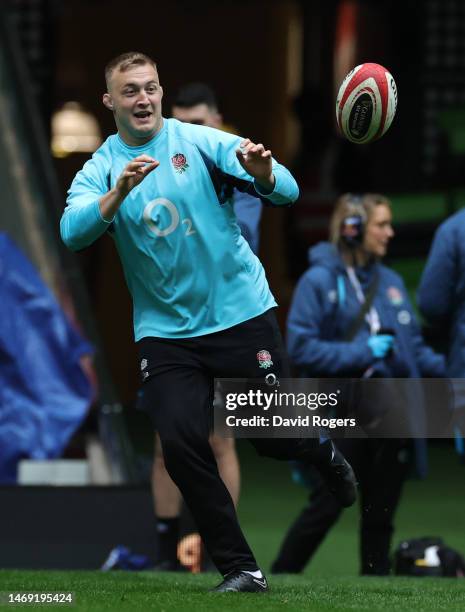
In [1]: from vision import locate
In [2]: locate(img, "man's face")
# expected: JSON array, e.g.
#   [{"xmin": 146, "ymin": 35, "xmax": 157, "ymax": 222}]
[
  {"xmin": 103, "ymin": 63, "xmax": 163, "ymax": 145},
  {"xmin": 172, "ymin": 103, "xmax": 221, "ymax": 128}
]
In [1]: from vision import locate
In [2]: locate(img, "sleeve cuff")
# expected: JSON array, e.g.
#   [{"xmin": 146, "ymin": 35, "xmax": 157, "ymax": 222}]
[
  {"xmin": 95, "ymin": 199, "xmax": 115, "ymax": 224},
  {"xmin": 254, "ymin": 176, "xmax": 276, "ymax": 198}
]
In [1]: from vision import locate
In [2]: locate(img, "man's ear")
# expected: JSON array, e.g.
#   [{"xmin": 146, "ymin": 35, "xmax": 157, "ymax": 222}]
[{"xmin": 103, "ymin": 92, "xmax": 113, "ymax": 110}]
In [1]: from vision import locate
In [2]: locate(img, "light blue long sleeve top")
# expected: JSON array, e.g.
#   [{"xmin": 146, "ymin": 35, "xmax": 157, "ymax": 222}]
[{"xmin": 61, "ymin": 118, "xmax": 298, "ymax": 340}]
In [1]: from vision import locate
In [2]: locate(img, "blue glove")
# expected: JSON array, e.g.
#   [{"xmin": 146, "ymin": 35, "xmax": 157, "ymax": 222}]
[{"xmin": 367, "ymin": 334, "xmax": 394, "ymax": 359}]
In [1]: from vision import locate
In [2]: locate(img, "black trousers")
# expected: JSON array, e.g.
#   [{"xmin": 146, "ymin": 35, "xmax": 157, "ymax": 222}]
[
  {"xmin": 271, "ymin": 437, "xmax": 411, "ymax": 575},
  {"xmin": 138, "ymin": 309, "xmax": 321, "ymax": 575}
]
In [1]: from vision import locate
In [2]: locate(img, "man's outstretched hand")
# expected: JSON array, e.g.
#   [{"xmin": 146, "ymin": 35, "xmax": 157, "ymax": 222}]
[
  {"xmin": 236, "ymin": 139, "xmax": 275, "ymax": 192},
  {"xmin": 99, "ymin": 155, "xmax": 159, "ymax": 221},
  {"xmin": 116, "ymin": 155, "xmax": 160, "ymax": 198}
]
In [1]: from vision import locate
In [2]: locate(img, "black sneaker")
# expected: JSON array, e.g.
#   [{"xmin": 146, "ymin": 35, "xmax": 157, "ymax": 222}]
[
  {"xmin": 313, "ymin": 441, "xmax": 358, "ymax": 507},
  {"xmin": 211, "ymin": 571, "xmax": 269, "ymax": 593}
]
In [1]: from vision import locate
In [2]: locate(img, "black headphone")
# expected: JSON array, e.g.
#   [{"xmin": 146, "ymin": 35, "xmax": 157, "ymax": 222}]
[{"xmin": 340, "ymin": 194, "xmax": 366, "ymax": 248}]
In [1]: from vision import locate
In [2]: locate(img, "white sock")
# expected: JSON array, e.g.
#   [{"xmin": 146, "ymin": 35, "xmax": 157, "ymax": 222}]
[{"xmin": 243, "ymin": 569, "xmax": 263, "ymax": 578}]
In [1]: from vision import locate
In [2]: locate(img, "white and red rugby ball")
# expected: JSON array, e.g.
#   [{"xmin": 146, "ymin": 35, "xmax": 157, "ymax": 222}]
[{"xmin": 336, "ymin": 63, "xmax": 397, "ymax": 144}]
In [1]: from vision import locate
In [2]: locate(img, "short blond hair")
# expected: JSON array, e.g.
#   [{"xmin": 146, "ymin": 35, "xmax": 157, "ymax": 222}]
[
  {"xmin": 329, "ymin": 193, "xmax": 391, "ymax": 245},
  {"xmin": 104, "ymin": 52, "xmax": 157, "ymax": 88}
]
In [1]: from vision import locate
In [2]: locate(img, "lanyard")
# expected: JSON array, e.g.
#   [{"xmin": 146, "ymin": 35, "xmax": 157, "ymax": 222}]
[{"xmin": 346, "ymin": 266, "xmax": 381, "ymax": 335}]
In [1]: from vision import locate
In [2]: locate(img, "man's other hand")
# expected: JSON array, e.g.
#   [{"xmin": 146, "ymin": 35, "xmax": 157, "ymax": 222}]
[{"xmin": 236, "ymin": 139, "xmax": 275, "ymax": 193}]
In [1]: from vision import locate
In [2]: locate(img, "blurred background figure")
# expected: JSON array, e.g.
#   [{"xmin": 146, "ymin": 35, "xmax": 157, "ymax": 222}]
[
  {"xmin": 150, "ymin": 82, "xmax": 263, "ymax": 570},
  {"xmin": 417, "ymin": 208, "xmax": 465, "ymax": 461},
  {"xmin": 418, "ymin": 209, "xmax": 465, "ymax": 377},
  {"xmin": 271, "ymin": 193, "xmax": 445, "ymax": 576},
  {"xmin": 172, "ymin": 82, "xmax": 263, "ymax": 254}
]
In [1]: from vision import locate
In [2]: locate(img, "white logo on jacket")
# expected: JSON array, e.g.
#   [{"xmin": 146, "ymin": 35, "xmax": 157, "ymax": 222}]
[
  {"xmin": 328, "ymin": 290, "xmax": 337, "ymax": 303},
  {"xmin": 397, "ymin": 310, "xmax": 411, "ymax": 325}
]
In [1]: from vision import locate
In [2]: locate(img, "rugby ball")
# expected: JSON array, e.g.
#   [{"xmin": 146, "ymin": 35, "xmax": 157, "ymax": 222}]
[{"xmin": 336, "ymin": 63, "xmax": 397, "ymax": 144}]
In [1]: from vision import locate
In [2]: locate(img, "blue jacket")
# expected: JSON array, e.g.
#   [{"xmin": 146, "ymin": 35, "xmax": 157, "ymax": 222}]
[
  {"xmin": 288, "ymin": 242, "xmax": 445, "ymax": 380},
  {"xmin": 288, "ymin": 242, "xmax": 446, "ymax": 478},
  {"xmin": 417, "ymin": 209, "xmax": 465, "ymax": 377}
]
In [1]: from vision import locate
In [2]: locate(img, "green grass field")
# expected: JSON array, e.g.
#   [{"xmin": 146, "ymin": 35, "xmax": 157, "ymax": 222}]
[
  {"xmin": 1, "ymin": 571, "xmax": 465, "ymax": 611},
  {"xmin": 1, "ymin": 443, "xmax": 464, "ymax": 611}
]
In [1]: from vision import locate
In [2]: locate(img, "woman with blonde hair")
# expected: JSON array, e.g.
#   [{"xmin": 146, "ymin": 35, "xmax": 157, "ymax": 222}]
[{"xmin": 272, "ymin": 193, "xmax": 445, "ymax": 575}]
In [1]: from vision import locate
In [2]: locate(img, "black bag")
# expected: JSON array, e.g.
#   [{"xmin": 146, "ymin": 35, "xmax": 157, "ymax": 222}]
[{"xmin": 394, "ymin": 537, "xmax": 465, "ymax": 577}]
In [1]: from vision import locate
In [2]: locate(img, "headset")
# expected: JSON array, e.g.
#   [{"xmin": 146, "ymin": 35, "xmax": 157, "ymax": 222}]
[{"xmin": 339, "ymin": 194, "xmax": 366, "ymax": 248}]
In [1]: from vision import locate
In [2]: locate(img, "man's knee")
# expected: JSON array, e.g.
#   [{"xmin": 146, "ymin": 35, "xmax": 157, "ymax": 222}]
[
  {"xmin": 161, "ymin": 436, "xmax": 213, "ymax": 478},
  {"xmin": 160, "ymin": 437, "xmax": 183, "ymax": 470}
]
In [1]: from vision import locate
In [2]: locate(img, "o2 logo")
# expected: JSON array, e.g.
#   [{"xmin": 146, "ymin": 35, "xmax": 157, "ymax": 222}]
[{"xmin": 142, "ymin": 198, "xmax": 196, "ymax": 237}]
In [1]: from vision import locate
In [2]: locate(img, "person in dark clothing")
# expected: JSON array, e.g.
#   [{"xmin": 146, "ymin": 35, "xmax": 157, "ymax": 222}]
[
  {"xmin": 417, "ymin": 208, "xmax": 465, "ymax": 377},
  {"xmin": 272, "ymin": 193, "xmax": 445, "ymax": 576},
  {"xmin": 417, "ymin": 209, "xmax": 465, "ymax": 459}
]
